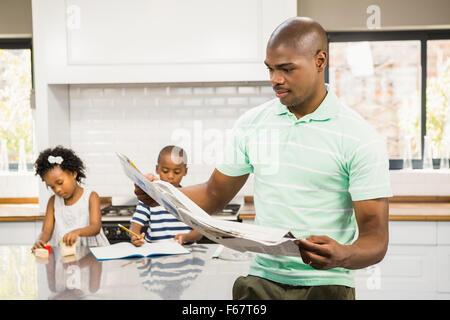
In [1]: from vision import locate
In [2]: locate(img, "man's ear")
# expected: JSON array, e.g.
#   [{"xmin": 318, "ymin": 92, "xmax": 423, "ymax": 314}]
[{"xmin": 316, "ymin": 50, "xmax": 327, "ymax": 72}]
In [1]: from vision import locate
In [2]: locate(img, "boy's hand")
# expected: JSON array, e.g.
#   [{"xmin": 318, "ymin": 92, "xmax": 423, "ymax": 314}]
[
  {"xmin": 174, "ymin": 233, "xmax": 187, "ymax": 244},
  {"xmin": 134, "ymin": 174, "xmax": 160, "ymax": 207},
  {"xmin": 174, "ymin": 230, "xmax": 202, "ymax": 244},
  {"xmin": 131, "ymin": 233, "xmax": 146, "ymax": 247},
  {"xmin": 31, "ymin": 240, "xmax": 46, "ymax": 252}
]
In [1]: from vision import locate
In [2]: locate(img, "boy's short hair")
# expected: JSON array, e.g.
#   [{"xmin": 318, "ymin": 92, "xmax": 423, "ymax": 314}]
[{"xmin": 157, "ymin": 145, "xmax": 188, "ymax": 166}]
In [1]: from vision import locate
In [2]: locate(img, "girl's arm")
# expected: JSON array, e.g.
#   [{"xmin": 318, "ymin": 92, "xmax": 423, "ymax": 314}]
[
  {"xmin": 62, "ymin": 191, "xmax": 103, "ymax": 246},
  {"xmin": 32, "ymin": 196, "xmax": 55, "ymax": 251}
]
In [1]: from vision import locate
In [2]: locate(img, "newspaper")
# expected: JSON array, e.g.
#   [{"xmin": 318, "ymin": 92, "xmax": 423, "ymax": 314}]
[{"xmin": 117, "ymin": 153, "xmax": 301, "ymax": 257}]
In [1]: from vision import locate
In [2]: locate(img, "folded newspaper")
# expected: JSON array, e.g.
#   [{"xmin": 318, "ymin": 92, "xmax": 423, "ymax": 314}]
[{"xmin": 117, "ymin": 153, "xmax": 301, "ymax": 257}]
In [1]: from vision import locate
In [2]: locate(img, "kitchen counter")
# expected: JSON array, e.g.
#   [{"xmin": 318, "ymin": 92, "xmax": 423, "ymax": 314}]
[
  {"xmin": 0, "ymin": 204, "xmax": 42, "ymax": 221},
  {"xmin": 2, "ymin": 197, "xmax": 450, "ymax": 222},
  {"xmin": 0, "ymin": 244, "xmax": 251, "ymax": 300},
  {"xmin": 237, "ymin": 196, "xmax": 450, "ymax": 222}
]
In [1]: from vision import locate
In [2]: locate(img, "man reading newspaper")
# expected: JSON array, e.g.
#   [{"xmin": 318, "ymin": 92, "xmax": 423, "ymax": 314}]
[{"xmin": 134, "ymin": 17, "xmax": 392, "ymax": 300}]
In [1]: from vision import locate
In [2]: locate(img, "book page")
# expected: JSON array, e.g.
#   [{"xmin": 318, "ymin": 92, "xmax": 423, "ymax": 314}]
[{"xmin": 89, "ymin": 241, "xmax": 190, "ymax": 261}]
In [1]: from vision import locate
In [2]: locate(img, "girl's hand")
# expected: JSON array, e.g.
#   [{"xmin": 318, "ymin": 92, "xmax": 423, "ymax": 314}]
[
  {"xmin": 31, "ymin": 240, "xmax": 46, "ymax": 252},
  {"xmin": 131, "ymin": 233, "xmax": 146, "ymax": 247},
  {"xmin": 63, "ymin": 230, "xmax": 80, "ymax": 246}
]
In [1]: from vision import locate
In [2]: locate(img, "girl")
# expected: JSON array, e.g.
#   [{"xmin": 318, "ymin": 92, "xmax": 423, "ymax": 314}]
[{"xmin": 32, "ymin": 146, "xmax": 109, "ymax": 252}]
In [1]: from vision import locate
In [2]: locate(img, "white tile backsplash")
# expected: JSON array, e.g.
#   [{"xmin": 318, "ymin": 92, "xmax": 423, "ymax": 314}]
[
  {"xmin": 69, "ymin": 82, "xmax": 273, "ymax": 200},
  {"xmin": 0, "ymin": 173, "xmax": 39, "ymax": 198}
]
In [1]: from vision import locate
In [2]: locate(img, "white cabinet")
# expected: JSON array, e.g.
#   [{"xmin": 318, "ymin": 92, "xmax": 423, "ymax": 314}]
[
  {"xmin": 437, "ymin": 222, "xmax": 450, "ymax": 293},
  {"xmin": 32, "ymin": 0, "xmax": 297, "ymax": 84},
  {"xmin": 0, "ymin": 221, "xmax": 43, "ymax": 245},
  {"xmin": 355, "ymin": 221, "xmax": 450, "ymax": 300}
]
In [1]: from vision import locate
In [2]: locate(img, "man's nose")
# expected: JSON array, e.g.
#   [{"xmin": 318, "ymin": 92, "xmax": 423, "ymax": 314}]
[{"xmin": 270, "ymin": 70, "xmax": 285, "ymax": 86}]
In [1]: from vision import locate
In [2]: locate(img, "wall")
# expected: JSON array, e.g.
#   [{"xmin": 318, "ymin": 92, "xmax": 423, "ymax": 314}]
[
  {"xmin": 298, "ymin": 0, "xmax": 450, "ymax": 31},
  {"xmin": 0, "ymin": 0, "xmax": 32, "ymax": 36},
  {"xmin": 68, "ymin": 82, "xmax": 274, "ymax": 202}
]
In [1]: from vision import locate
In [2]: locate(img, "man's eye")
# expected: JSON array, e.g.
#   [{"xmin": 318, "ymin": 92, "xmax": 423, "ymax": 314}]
[{"xmin": 283, "ymin": 68, "xmax": 292, "ymax": 73}]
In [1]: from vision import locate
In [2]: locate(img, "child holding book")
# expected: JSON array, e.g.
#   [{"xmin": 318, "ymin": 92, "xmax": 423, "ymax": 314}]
[
  {"xmin": 31, "ymin": 146, "xmax": 109, "ymax": 251},
  {"xmin": 129, "ymin": 145, "xmax": 202, "ymax": 246}
]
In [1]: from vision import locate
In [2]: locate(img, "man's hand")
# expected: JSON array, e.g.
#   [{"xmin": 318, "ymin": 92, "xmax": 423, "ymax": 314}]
[
  {"xmin": 134, "ymin": 174, "xmax": 160, "ymax": 207},
  {"xmin": 294, "ymin": 235, "xmax": 349, "ymax": 270}
]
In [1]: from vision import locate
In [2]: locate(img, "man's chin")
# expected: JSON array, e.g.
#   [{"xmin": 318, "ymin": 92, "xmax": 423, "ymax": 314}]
[{"xmin": 278, "ymin": 96, "xmax": 296, "ymax": 106}]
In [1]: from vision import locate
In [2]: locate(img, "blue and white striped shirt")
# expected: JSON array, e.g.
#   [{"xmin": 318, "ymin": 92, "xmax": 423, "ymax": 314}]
[{"xmin": 130, "ymin": 201, "xmax": 192, "ymax": 242}]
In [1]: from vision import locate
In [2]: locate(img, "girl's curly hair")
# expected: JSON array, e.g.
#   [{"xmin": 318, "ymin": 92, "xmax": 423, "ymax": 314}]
[{"xmin": 34, "ymin": 146, "xmax": 86, "ymax": 183}]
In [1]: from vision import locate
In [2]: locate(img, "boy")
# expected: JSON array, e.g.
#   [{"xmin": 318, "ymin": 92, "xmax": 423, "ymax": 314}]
[{"xmin": 129, "ymin": 145, "xmax": 202, "ymax": 246}]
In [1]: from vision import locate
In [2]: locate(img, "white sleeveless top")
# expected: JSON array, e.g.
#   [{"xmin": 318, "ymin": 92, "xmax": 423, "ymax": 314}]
[{"xmin": 52, "ymin": 188, "xmax": 109, "ymax": 247}]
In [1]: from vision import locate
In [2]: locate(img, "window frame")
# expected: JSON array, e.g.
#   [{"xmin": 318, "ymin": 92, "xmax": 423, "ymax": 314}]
[
  {"xmin": 0, "ymin": 38, "xmax": 34, "ymax": 170},
  {"xmin": 326, "ymin": 29, "xmax": 450, "ymax": 170}
]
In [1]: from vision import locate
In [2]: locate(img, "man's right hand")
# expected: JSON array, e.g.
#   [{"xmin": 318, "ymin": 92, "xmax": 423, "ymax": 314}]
[{"xmin": 134, "ymin": 174, "xmax": 160, "ymax": 207}]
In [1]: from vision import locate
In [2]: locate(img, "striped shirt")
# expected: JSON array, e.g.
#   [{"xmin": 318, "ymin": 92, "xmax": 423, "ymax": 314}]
[
  {"xmin": 216, "ymin": 84, "xmax": 392, "ymax": 287},
  {"xmin": 131, "ymin": 201, "xmax": 192, "ymax": 242}
]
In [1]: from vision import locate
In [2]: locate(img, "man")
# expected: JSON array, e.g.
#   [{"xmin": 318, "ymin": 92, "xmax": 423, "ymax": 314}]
[{"xmin": 135, "ymin": 17, "xmax": 392, "ymax": 300}]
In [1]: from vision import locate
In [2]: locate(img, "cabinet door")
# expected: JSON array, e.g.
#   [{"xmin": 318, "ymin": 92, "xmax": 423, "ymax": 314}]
[
  {"xmin": 0, "ymin": 222, "xmax": 36, "ymax": 245},
  {"xmin": 32, "ymin": 0, "xmax": 297, "ymax": 83},
  {"xmin": 355, "ymin": 245, "xmax": 438, "ymax": 299},
  {"xmin": 437, "ymin": 246, "xmax": 450, "ymax": 293}
]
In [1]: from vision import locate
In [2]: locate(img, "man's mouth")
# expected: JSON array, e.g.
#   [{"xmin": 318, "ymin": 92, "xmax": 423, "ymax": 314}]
[{"xmin": 274, "ymin": 88, "xmax": 290, "ymax": 98}]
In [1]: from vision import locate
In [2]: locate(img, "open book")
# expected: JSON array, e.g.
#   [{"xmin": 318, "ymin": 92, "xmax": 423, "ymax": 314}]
[
  {"xmin": 117, "ymin": 153, "xmax": 301, "ymax": 257},
  {"xmin": 89, "ymin": 241, "xmax": 190, "ymax": 261}
]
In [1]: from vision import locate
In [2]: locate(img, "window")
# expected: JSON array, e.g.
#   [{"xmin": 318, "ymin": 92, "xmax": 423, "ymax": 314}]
[
  {"xmin": 327, "ymin": 30, "xmax": 450, "ymax": 169},
  {"xmin": 427, "ymin": 40, "xmax": 450, "ymax": 161},
  {"xmin": 0, "ymin": 39, "xmax": 33, "ymax": 171}
]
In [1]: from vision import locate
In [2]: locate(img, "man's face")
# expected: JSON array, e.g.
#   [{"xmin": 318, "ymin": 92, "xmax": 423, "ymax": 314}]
[{"xmin": 264, "ymin": 45, "xmax": 319, "ymax": 108}]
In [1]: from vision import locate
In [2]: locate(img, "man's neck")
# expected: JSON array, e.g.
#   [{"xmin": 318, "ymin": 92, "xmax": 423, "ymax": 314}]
[{"xmin": 288, "ymin": 83, "xmax": 327, "ymax": 119}]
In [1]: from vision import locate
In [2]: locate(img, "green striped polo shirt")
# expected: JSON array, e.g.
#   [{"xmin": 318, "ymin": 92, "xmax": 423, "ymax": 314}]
[{"xmin": 216, "ymin": 84, "xmax": 392, "ymax": 287}]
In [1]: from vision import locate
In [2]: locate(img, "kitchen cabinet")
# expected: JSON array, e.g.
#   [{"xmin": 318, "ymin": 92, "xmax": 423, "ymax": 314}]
[
  {"xmin": 32, "ymin": 0, "xmax": 297, "ymax": 84},
  {"xmin": 437, "ymin": 222, "xmax": 450, "ymax": 293},
  {"xmin": 355, "ymin": 221, "xmax": 445, "ymax": 299},
  {"xmin": 0, "ymin": 221, "xmax": 43, "ymax": 245}
]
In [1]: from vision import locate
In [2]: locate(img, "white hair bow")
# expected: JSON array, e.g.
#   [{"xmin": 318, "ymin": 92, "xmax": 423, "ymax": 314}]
[{"xmin": 48, "ymin": 155, "xmax": 64, "ymax": 164}]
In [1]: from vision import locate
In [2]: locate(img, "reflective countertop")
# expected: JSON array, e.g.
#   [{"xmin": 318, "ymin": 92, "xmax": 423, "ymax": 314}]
[{"xmin": 0, "ymin": 244, "xmax": 252, "ymax": 300}]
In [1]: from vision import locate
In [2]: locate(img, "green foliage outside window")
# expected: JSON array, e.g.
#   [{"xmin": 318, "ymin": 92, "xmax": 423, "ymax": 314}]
[{"xmin": 0, "ymin": 49, "xmax": 33, "ymax": 164}]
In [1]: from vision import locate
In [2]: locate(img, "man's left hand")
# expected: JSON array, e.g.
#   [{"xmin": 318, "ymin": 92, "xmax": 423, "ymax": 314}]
[{"xmin": 294, "ymin": 235, "xmax": 349, "ymax": 270}]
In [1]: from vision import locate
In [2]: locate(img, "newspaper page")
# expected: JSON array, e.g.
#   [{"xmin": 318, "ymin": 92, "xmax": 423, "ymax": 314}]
[{"xmin": 117, "ymin": 153, "xmax": 301, "ymax": 257}]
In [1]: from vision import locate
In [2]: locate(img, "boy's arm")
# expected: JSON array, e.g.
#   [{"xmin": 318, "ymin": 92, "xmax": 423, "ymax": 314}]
[
  {"xmin": 130, "ymin": 222, "xmax": 145, "ymax": 246},
  {"xmin": 174, "ymin": 230, "xmax": 203, "ymax": 244}
]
